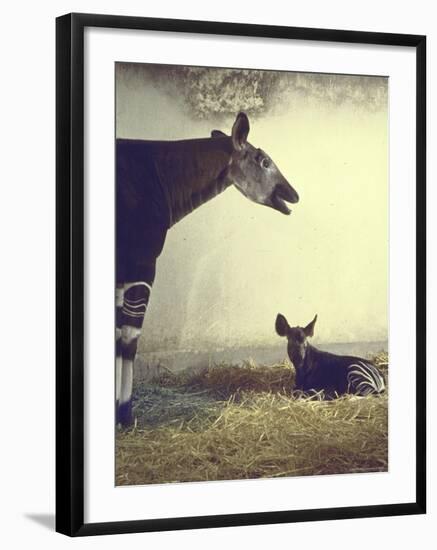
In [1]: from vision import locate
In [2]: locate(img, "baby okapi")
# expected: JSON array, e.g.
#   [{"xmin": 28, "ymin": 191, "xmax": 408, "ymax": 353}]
[{"xmin": 275, "ymin": 314, "xmax": 386, "ymax": 397}]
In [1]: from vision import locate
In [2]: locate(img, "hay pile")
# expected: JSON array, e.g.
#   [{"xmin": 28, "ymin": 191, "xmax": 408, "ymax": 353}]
[
  {"xmin": 373, "ymin": 350, "xmax": 389, "ymax": 379},
  {"xmin": 116, "ymin": 363, "xmax": 388, "ymax": 485},
  {"xmin": 141, "ymin": 352, "xmax": 387, "ymax": 397},
  {"xmin": 159, "ymin": 359, "xmax": 296, "ymax": 399}
]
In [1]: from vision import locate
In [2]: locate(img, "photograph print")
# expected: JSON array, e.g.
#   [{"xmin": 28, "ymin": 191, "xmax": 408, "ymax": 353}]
[{"xmin": 115, "ymin": 62, "xmax": 388, "ymax": 486}]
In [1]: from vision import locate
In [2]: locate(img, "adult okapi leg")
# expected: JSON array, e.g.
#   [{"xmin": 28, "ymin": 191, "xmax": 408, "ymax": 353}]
[
  {"xmin": 115, "ymin": 284, "xmax": 124, "ymax": 415},
  {"xmin": 117, "ymin": 281, "xmax": 152, "ymax": 427},
  {"xmin": 115, "ymin": 218, "xmax": 167, "ymax": 427}
]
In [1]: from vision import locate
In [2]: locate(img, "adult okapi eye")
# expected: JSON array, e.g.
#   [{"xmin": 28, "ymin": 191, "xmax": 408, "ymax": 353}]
[{"xmin": 262, "ymin": 158, "xmax": 271, "ymax": 169}]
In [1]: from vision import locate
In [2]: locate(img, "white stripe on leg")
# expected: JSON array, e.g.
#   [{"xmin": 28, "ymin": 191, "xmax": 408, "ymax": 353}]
[
  {"xmin": 115, "ymin": 286, "xmax": 124, "ymax": 307},
  {"xmin": 124, "ymin": 281, "xmax": 152, "ymax": 294},
  {"xmin": 120, "ymin": 360, "xmax": 133, "ymax": 405},
  {"xmin": 115, "ymin": 354, "xmax": 122, "ymax": 402},
  {"xmin": 121, "ymin": 325, "xmax": 141, "ymax": 343},
  {"xmin": 119, "ymin": 325, "xmax": 142, "ymax": 408}
]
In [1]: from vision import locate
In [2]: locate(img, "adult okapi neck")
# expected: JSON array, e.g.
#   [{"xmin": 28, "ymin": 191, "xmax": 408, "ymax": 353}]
[{"xmin": 153, "ymin": 136, "xmax": 235, "ymax": 226}]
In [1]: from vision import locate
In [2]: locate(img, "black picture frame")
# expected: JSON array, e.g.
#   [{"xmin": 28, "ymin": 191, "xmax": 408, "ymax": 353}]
[{"xmin": 56, "ymin": 12, "xmax": 426, "ymax": 537}]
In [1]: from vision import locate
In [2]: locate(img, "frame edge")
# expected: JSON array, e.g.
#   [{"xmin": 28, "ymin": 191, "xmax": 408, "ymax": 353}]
[
  {"xmin": 55, "ymin": 12, "xmax": 427, "ymax": 536},
  {"xmin": 56, "ymin": 13, "xmax": 86, "ymax": 536},
  {"xmin": 415, "ymin": 35, "xmax": 426, "ymax": 515}
]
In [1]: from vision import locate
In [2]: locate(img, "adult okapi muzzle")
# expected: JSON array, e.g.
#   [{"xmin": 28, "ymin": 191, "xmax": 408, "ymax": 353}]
[{"xmin": 275, "ymin": 313, "xmax": 386, "ymax": 398}]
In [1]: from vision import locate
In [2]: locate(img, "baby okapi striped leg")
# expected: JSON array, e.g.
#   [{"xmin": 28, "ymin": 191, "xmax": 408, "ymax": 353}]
[
  {"xmin": 116, "ymin": 281, "xmax": 151, "ymax": 427},
  {"xmin": 347, "ymin": 361, "xmax": 386, "ymax": 396}
]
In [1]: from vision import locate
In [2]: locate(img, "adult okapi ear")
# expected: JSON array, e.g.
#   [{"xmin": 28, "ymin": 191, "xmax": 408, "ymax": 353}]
[
  {"xmin": 303, "ymin": 315, "xmax": 318, "ymax": 337},
  {"xmin": 211, "ymin": 130, "xmax": 227, "ymax": 138},
  {"xmin": 231, "ymin": 112, "xmax": 250, "ymax": 151},
  {"xmin": 275, "ymin": 313, "xmax": 290, "ymax": 337}
]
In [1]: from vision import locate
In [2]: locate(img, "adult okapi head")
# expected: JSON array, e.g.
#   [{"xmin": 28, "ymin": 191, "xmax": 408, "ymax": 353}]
[
  {"xmin": 212, "ymin": 112, "xmax": 299, "ymax": 214},
  {"xmin": 275, "ymin": 313, "xmax": 318, "ymax": 369}
]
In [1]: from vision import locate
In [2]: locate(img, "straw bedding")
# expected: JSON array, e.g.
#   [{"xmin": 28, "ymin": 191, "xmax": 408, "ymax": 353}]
[{"xmin": 116, "ymin": 353, "xmax": 388, "ymax": 486}]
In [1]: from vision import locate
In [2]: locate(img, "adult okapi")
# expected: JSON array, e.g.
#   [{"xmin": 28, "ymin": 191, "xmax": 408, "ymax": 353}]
[
  {"xmin": 275, "ymin": 313, "xmax": 386, "ymax": 398},
  {"xmin": 116, "ymin": 112, "xmax": 299, "ymax": 426}
]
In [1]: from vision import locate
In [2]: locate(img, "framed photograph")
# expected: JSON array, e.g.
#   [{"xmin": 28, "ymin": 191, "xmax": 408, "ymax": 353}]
[{"xmin": 56, "ymin": 13, "xmax": 426, "ymax": 536}]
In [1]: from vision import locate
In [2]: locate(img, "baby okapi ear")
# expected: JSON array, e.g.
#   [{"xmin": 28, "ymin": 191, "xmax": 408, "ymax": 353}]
[
  {"xmin": 211, "ymin": 130, "xmax": 227, "ymax": 138},
  {"xmin": 303, "ymin": 314, "xmax": 318, "ymax": 337},
  {"xmin": 275, "ymin": 313, "xmax": 290, "ymax": 337},
  {"xmin": 231, "ymin": 112, "xmax": 250, "ymax": 151}
]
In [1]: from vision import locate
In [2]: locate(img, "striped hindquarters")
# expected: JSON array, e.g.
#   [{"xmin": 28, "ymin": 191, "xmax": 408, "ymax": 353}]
[{"xmin": 346, "ymin": 361, "xmax": 386, "ymax": 396}]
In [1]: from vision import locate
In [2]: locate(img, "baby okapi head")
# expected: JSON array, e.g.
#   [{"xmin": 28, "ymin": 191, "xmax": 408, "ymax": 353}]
[{"xmin": 275, "ymin": 313, "xmax": 318, "ymax": 368}]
